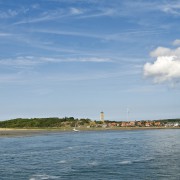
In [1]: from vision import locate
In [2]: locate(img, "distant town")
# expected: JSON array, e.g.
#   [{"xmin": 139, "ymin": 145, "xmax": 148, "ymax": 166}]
[
  {"xmin": 0, "ymin": 112, "xmax": 179, "ymax": 129},
  {"xmin": 98, "ymin": 112, "xmax": 180, "ymax": 128},
  {"xmin": 98, "ymin": 119, "xmax": 180, "ymax": 128}
]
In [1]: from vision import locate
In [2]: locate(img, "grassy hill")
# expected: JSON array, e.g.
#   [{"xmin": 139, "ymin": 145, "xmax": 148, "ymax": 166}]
[{"xmin": 0, "ymin": 117, "xmax": 91, "ymax": 128}]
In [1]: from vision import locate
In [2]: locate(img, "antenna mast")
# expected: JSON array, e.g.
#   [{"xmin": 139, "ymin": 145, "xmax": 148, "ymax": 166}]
[{"xmin": 126, "ymin": 108, "xmax": 129, "ymax": 121}]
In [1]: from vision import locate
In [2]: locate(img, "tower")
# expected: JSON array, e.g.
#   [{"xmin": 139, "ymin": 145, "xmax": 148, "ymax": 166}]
[{"xmin": 100, "ymin": 111, "xmax": 104, "ymax": 123}]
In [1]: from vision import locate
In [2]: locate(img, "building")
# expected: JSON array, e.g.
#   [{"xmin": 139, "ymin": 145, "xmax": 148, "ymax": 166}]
[
  {"xmin": 100, "ymin": 111, "xmax": 104, "ymax": 123},
  {"xmin": 121, "ymin": 121, "xmax": 135, "ymax": 127},
  {"xmin": 154, "ymin": 121, "xmax": 161, "ymax": 126}
]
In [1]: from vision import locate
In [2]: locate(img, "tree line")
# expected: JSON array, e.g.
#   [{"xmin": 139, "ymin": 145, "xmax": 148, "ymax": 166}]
[{"xmin": 0, "ymin": 117, "xmax": 91, "ymax": 128}]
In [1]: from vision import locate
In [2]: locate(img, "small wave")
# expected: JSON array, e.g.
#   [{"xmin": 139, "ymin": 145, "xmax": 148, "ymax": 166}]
[
  {"xmin": 88, "ymin": 161, "xmax": 98, "ymax": 166},
  {"xmin": 131, "ymin": 158, "xmax": 155, "ymax": 163},
  {"xmin": 67, "ymin": 147, "xmax": 73, "ymax": 149},
  {"xmin": 118, "ymin": 160, "xmax": 132, "ymax": 165},
  {"xmin": 144, "ymin": 158, "xmax": 154, "ymax": 161},
  {"xmin": 57, "ymin": 160, "xmax": 67, "ymax": 164},
  {"xmin": 141, "ymin": 157, "xmax": 154, "ymax": 162},
  {"xmin": 29, "ymin": 174, "xmax": 60, "ymax": 180}
]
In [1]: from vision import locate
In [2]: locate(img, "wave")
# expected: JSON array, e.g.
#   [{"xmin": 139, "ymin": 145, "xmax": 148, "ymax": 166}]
[
  {"xmin": 118, "ymin": 158, "xmax": 153, "ymax": 164},
  {"xmin": 29, "ymin": 174, "xmax": 59, "ymax": 180},
  {"xmin": 88, "ymin": 161, "xmax": 98, "ymax": 166},
  {"xmin": 118, "ymin": 160, "xmax": 132, "ymax": 165},
  {"xmin": 67, "ymin": 146, "xmax": 73, "ymax": 149},
  {"xmin": 144, "ymin": 158, "xmax": 154, "ymax": 161},
  {"xmin": 67, "ymin": 145, "xmax": 92, "ymax": 150},
  {"xmin": 57, "ymin": 160, "xmax": 67, "ymax": 164},
  {"xmin": 134, "ymin": 157, "xmax": 154, "ymax": 163}
]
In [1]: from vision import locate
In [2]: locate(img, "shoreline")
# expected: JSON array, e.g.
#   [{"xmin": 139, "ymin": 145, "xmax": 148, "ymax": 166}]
[
  {"xmin": 0, "ymin": 127, "xmax": 179, "ymax": 137},
  {"xmin": 0, "ymin": 128, "xmax": 52, "ymax": 137}
]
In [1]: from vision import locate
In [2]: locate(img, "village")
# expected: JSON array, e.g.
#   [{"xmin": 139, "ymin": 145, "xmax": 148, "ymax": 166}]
[
  {"xmin": 91, "ymin": 112, "xmax": 180, "ymax": 128},
  {"xmin": 94, "ymin": 120, "xmax": 180, "ymax": 128}
]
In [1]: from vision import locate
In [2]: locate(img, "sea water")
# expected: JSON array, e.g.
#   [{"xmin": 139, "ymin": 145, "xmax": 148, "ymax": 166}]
[{"xmin": 0, "ymin": 129, "xmax": 179, "ymax": 180}]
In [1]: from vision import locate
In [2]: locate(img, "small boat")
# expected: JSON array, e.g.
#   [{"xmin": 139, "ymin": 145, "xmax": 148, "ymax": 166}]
[
  {"xmin": 73, "ymin": 120, "xmax": 79, "ymax": 132},
  {"xmin": 73, "ymin": 128, "xmax": 79, "ymax": 132}
]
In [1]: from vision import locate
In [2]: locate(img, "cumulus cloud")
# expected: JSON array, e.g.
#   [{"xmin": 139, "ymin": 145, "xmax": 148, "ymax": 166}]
[
  {"xmin": 144, "ymin": 42, "xmax": 180, "ymax": 83},
  {"xmin": 144, "ymin": 56, "xmax": 180, "ymax": 83},
  {"xmin": 150, "ymin": 46, "xmax": 180, "ymax": 57}
]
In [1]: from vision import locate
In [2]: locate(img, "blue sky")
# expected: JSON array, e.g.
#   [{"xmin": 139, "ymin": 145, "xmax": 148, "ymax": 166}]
[{"xmin": 0, "ymin": 0, "xmax": 180, "ymax": 121}]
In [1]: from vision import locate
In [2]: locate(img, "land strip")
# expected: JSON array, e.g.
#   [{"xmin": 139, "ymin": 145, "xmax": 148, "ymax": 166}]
[{"xmin": 0, "ymin": 127, "xmax": 179, "ymax": 137}]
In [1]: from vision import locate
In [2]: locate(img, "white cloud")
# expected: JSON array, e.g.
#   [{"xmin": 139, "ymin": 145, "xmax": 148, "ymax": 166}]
[
  {"xmin": 0, "ymin": 56, "xmax": 112, "ymax": 68},
  {"xmin": 0, "ymin": 7, "xmax": 29, "ymax": 19},
  {"xmin": 40, "ymin": 57, "xmax": 112, "ymax": 63},
  {"xmin": 31, "ymin": 4, "xmax": 39, "ymax": 9},
  {"xmin": 144, "ymin": 40, "xmax": 180, "ymax": 83},
  {"xmin": 79, "ymin": 8, "xmax": 117, "ymax": 19},
  {"xmin": 70, "ymin": 7, "xmax": 83, "ymax": 15},
  {"xmin": 144, "ymin": 56, "xmax": 180, "ymax": 83},
  {"xmin": 161, "ymin": 3, "xmax": 180, "ymax": 16},
  {"xmin": 173, "ymin": 39, "xmax": 180, "ymax": 46},
  {"xmin": 73, "ymin": 57, "xmax": 112, "ymax": 62},
  {"xmin": 150, "ymin": 46, "xmax": 180, "ymax": 57},
  {"xmin": 0, "ymin": 33, "xmax": 11, "ymax": 37},
  {"xmin": 0, "ymin": 9, "xmax": 18, "ymax": 18},
  {"xmin": 0, "ymin": 56, "xmax": 40, "ymax": 67},
  {"xmin": 150, "ymin": 47, "xmax": 172, "ymax": 57},
  {"xmin": 14, "ymin": 7, "xmax": 85, "ymax": 25}
]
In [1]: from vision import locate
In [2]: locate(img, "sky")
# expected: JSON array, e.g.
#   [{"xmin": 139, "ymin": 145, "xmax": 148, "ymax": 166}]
[{"xmin": 0, "ymin": 0, "xmax": 180, "ymax": 121}]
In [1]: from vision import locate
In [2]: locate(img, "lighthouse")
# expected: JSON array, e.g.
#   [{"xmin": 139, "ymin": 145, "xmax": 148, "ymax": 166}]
[{"xmin": 100, "ymin": 111, "xmax": 104, "ymax": 123}]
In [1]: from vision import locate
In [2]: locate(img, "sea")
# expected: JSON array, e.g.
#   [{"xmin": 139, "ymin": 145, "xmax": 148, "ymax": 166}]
[{"xmin": 0, "ymin": 129, "xmax": 179, "ymax": 180}]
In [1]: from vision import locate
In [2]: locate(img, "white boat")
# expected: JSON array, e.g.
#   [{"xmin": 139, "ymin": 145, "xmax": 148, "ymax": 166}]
[
  {"xmin": 73, "ymin": 128, "xmax": 79, "ymax": 132},
  {"xmin": 73, "ymin": 120, "xmax": 79, "ymax": 132}
]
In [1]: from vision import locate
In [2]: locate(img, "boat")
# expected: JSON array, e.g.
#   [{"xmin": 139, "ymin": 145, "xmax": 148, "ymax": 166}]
[
  {"xmin": 73, "ymin": 128, "xmax": 79, "ymax": 132},
  {"xmin": 73, "ymin": 121, "xmax": 79, "ymax": 132}
]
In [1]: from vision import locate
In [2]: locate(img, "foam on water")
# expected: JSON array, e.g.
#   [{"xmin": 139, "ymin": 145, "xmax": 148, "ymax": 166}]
[
  {"xmin": 67, "ymin": 146, "xmax": 73, "ymax": 149},
  {"xmin": 57, "ymin": 160, "xmax": 67, "ymax": 164},
  {"xmin": 144, "ymin": 157, "xmax": 154, "ymax": 161},
  {"xmin": 125, "ymin": 158, "xmax": 155, "ymax": 164},
  {"xmin": 118, "ymin": 160, "xmax": 132, "ymax": 165},
  {"xmin": 88, "ymin": 161, "xmax": 98, "ymax": 166},
  {"xmin": 29, "ymin": 174, "xmax": 60, "ymax": 180}
]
